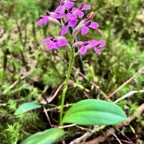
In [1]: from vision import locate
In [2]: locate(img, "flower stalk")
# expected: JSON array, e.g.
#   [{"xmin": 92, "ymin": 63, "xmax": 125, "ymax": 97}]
[{"xmin": 59, "ymin": 47, "xmax": 75, "ymax": 124}]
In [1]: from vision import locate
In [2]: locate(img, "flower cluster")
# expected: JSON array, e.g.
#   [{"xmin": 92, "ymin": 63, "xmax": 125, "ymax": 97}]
[{"xmin": 36, "ymin": 0, "xmax": 106, "ymax": 55}]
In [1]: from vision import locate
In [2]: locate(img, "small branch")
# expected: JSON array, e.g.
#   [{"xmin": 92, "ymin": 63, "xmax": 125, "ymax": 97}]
[
  {"xmin": 46, "ymin": 103, "xmax": 74, "ymax": 112},
  {"xmin": 114, "ymin": 90, "xmax": 144, "ymax": 103},
  {"xmin": 110, "ymin": 132, "xmax": 123, "ymax": 144},
  {"xmin": 2, "ymin": 71, "xmax": 31, "ymax": 95},
  {"xmin": 58, "ymin": 124, "xmax": 76, "ymax": 129},
  {"xmin": 108, "ymin": 66, "xmax": 144, "ymax": 98},
  {"xmin": 70, "ymin": 126, "xmax": 105, "ymax": 144},
  {"xmin": 40, "ymin": 82, "xmax": 65, "ymax": 104},
  {"xmin": 43, "ymin": 108, "xmax": 53, "ymax": 127}
]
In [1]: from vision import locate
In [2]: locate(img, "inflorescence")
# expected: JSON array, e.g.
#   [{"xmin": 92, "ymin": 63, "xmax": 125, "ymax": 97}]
[{"xmin": 36, "ymin": 0, "xmax": 106, "ymax": 55}]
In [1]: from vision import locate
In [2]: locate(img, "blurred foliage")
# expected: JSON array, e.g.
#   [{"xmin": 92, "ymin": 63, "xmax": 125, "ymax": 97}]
[{"xmin": 0, "ymin": 0, "xmax": 144, "ymax": 143}]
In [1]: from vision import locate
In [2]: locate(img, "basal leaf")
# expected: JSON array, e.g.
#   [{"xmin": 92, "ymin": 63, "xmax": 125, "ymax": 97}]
[
  {"xmin": 21, "ymin": 128, "xmax": 65, "ymax": 144},
  {"xmin": 14, "ymin": 101, "xmax": 41, "ymax": 115},
  {"xmin": 61, "ymin": 99, "xmax": 126, "ymax": 125}
]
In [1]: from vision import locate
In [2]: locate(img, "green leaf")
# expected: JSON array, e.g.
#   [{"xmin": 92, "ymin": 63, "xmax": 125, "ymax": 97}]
[
  {"xmin": 21, "ymin": 128, "xmax": 65, "ymax": 144},
  {"xmin": 61, "ymin": 99, "xmax": 126, "ymax": 125},
  {"xmin": 14, "ymin": 101, "xmax": 41, "ymax": 115}
]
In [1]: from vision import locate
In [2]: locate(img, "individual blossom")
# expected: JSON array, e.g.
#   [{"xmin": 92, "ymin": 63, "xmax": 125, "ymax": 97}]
[
  {"xmin": 55, "ymin": 0, "xmax": 74, "ymax": 13},
  {"xmin": 61, "ymin": 19, "xmax": 78, "ymax": 35},
  {"xmin": 72, "ymin": 3, "xmax": 90, "ymax": 18},
  {"xmin": 54, "ymin": 8, "xmax": 76, "ymax": 22},
  {"xmin": 72, "ymin": 19, "xmax": 99, "ymax": 36},
  {"xmin": 74, "ymin": 40, "xmax": 106, "ymax": 55},
  {"xmin": 36, "ymin": 11, "xmax": 61, "ymax": 26},
  {"xmin": 65, "ymin": 8, "xmax": 77, "ymax": 20},
  {"xmin": 42, "ymin": 36, "xmax": 68, "ymax": 51}
]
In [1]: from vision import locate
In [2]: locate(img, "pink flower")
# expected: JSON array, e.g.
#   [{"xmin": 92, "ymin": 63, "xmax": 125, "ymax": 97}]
[
  {"xmin": 55, "ymin": 0, "xmax": 74, "ymax": 13},
  {"xmin": 74, "ymin": 40, "xmax": 106, "ymax": 55},
  {"xmin": 42, "ymin": 36, "xmax": 68, "ymax": 51},
  {"xmin": 72, "ymin": 3, "xmax": 90, "ymax": 18},
  {"xmin": 72, "ymin": 19, "xmax": 99, "ymax": 36},
  {"xmin": 36, "ymin": 11, "xmax": 61, "ymax": 26},
  {"xmin": 61, "ymin": 19, "xmax": 78, "ymax": 35}
]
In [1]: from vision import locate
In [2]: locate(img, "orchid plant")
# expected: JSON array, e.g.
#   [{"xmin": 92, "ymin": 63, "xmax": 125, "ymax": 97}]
[{"xmin": 15, "ymin": 1, "xmax": 126, "ymax": 143}]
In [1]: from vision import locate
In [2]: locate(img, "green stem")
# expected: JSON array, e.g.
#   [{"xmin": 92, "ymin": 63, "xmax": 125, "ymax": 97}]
[{"xmin": 59, "ymin": 47, "xmax": 75, "ymax": 125}]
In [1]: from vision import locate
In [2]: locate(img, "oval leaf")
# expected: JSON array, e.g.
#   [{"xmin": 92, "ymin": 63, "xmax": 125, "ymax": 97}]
[
  {"xmin": 61, "ymin": 99, "xmax": 126, "ymax": 125},
  {"xmin": 14, "ymin": 101, "xmax": 41, "ymax": 115},
  {"xmin": 21, "ymin": 128, "xmax": 65, "ymax": 144}
]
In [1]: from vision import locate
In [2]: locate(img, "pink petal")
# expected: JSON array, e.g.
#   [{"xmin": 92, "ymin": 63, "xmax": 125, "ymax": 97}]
[
  {"xmin": 53, "ymin": 13, "xmax": 65, "ymax": 19},
  {"xmin": 46, "ymin": 43, "xmax": 55, "ymax": 50},
  {"xmin": 89, "ymin": 22, "xmax": 99, "ymax": 29},
  {"xmin": 81, "ymin": 26, "xmax": 89, "ymax": 35},
  {"xmin": 98, "ymin": 40, "xmax": 106, "ymax": 47},
  {"xmin": 65, "ymin": 1, "xmax": 74, "ymax": 8},
  {"xmin": 58, "ymin": 39, "xmax": 68, "ymax": 47},
  {"xmin": 73, "ymin": 41, "xmax": 83, "ymax": 47},
  {"xmin": 55, "ymin": 5, "xmax": 63, "ymax": 13},
  {"xmin": 88, "ymin": 40, "xmax": 98, "ymax": 47},
  {"xmin": 81, "ymin": 5, "xmax": 90, "ymax": 10},
  {"xmin": 50, "ymin": 12, "xmax": 57, "ymax": 18},
  {"xmin": 61, "ymin": 26, "xmax": 68, "ymax": 36},
  {"xmin": 57, "ymin": 36, "xmax": 67, "ymax": 40},
  {"xmin": 55, "ymin": 42, "xmax": 60, "ymax": 49},
  {"xmin": 72, "ymin": 20, "xmax": 85, "ymax": 37},
  {"xmin": 78, "ymin": 3, "xmax": 84, "ymax": 9},
  {"xmin": 72, "ymin": 8, "xmax": 77, "ymax": 13},
  {"xmin": 68, "ymin": 19, "xmax": 78, "ymax": 27},
  {"xmin": 41, "ymin": 38, "xmax": 51, "ymax": 44},
  {"xmin": 36, "ymin": 19, "xmax": 43, "ymax": 26},
  {"xmin": 77, "ymin": 10, "xmax": 84, "ymax": 18},
  {"xmin": 94, "ymin": 47, "xmax": 102, "ymax": 55},
  {"xmin": 79, "ymin": 46, "xmax": 87, "ymax": 55},
  {"xmin": 48, "ymin": 17, "xmax": 61, "ymax": 25},
  {"xmin": 36, "ymin": 16, "xmax": 49, "ymax": 26},
  {"xmin": 68, "ymin": 13, "xmax": 76, "ymax": 20}
]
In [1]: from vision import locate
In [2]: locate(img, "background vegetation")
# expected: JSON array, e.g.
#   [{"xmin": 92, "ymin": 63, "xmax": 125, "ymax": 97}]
[{"xmin": 0, "ymin": 0, "xmax": 144, "ymax": 143}]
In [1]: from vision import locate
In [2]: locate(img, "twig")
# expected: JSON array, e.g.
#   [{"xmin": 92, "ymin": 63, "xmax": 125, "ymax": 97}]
[
  {"xmin": 108, "ymin": 66, "xmax": 144, "ymax": 98},
  {"xmin": 110, "ymin": 132, "xmax": 123, "ymax": 144},
  {"xmin": 69, "ymin": 126, "xmax": 105, "ymax": 144},
  {"xmin": 58, "ymin": 124, "xmax": 76, "ymax": 129},
  {"xmin": 2, "ymin": 71, "xmax": 31, "ymax": 95},
  {"xmin": 46, "ymin": 103, "xmax": 74, "ymax": 112},
  {"xmin": 43, "ymin": 107, "xmax": 53, "ymax": 127},
  {"xmin": 114, "ymin": 90, "xmax": 144, "ymax": 103},
  {"xmin": 40, "ymin": 82, "xmax": 65, "ymax": 104}
]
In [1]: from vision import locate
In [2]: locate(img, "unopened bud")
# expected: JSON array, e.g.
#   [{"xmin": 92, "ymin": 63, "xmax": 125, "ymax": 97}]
[{"xmin": 86, "ymin": 11, "xmax": 95, "ymax": 20}]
